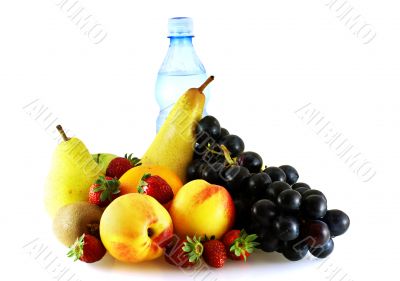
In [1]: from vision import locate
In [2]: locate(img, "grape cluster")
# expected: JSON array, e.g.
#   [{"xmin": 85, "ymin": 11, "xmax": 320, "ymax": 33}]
[{"xmin": 187, "ymin": 115, "xmax": 350, "ymax": 261}]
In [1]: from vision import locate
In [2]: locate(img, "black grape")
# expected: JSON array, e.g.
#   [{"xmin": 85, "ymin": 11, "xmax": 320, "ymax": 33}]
[
  {"xmin": 196, "ymin": 115, "xmax": 221, "ymax": 140},
  {"xmin": 302, "ymin": 189, "xmax": 327, "ymax": 201},
  {"xmin": 265, "ymin": 181, "xmax": 291, "ymax": 202},
  {"xmin": 302, "ymin": 195, "xmax": 327, "ymax": 219},
  {"xmin": 305, "ymin": 220, "xmax": 330, "ymax": 248},
  {"xmin": 310, "ymin": 238, "xmax": 334, "ymax": 258},
  {"xmin": 292, "ymin": 182, "xmax": 310, "ymax": 190},
  {"xmin": 277, "ymin": 189, "xmax": 302, "ymax": 212},
  {"xmin": 243, "ymin": 173, "xmax": 271, "ymax": 198},
  {"xmin": 279, "ymin": 165, "xmax": 299, "ymax": 185},
  {"xmin": 238, "ymin": 151, "xmax": 263, "ymax": 173},
  {"xmin": 323, "ymin": 209, "xmax": 350, "ymax": 237},
  {"xmin": 219, "ymin": 135, "xmax": 245, "ymax": 157},
  {"xmin": 222, "ymin": 165, "xmax": 250, "ymax": 194},
  {"xmin": 251, "ymin": 199, "xmax": 277, "ymax": 226},
  {"xmin": 219, "ymin": 128, "xmax": 230, "ymax": 139},
  {"xmin": 282, "ymin": 239, "xmax": 309, "ymax": 261},
  {"xmin": 186, "ymin": 159, "xmax": 204, "ymax": 181},
  {"xmin": 272, "ymin": 216, "xmax": 300, "ymax": 241},
  {"xmin": 263, "ymin": 166, "xmax": 287, "ymax": 182}
]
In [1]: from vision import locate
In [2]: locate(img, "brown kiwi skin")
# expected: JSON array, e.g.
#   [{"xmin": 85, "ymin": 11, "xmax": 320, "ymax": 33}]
[{"xmin": 52, "ymin": 202, "xmax": 103, "ymax": 246}]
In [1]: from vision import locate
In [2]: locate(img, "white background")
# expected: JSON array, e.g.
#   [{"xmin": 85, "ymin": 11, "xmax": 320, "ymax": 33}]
[{"xmin": 1, "ymin": 0, "xmax": 399, "ymax": 281}]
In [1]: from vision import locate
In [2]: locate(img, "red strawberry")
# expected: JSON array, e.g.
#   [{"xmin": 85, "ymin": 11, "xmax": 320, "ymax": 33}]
[
  {"xmin": 137, "ymin": 174, "xmax": 174, "ymax": 204},
  {"xmin": 164, "ymin": 236, "xmax": 203, "ymax": 268},
  {"xmin": 222, "ymin": 229, "xmax": 259, "ymax": 261},
  {"xmin": 67, "ymin": 233, "xmax": 106, "ymax": 263},
  {"xmin": 88, "ymin": 176, "xmax": 120, "ymax": 207},
  {"xmin": 202, "ymin": 239, "xmax": 227, "ymax": 268},
  {"xmin": 106, "ymin": 153, "xmax": 141, "ymax": 179}
]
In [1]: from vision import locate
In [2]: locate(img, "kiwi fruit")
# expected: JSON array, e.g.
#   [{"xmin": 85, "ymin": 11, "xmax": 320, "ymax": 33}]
[{"xmin": 53, "ymin": 202, "xmax": 103, "ymax": 246}]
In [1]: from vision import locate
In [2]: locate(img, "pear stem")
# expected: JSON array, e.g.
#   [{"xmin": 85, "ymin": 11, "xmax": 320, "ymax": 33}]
[
  {"xmin": 56, "ymin": 125, "xmax": 69, "ymax": 142},
  {"xmin": 198, "ymin": 76, "xmax": 214, "ymax": 92}
]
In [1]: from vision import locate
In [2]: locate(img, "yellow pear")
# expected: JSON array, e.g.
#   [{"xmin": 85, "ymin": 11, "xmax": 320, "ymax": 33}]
[
  {"xmin": 141, "ymin": 76, "xmax": 214, "ymax": 182},
  {"xmin": 45, "ymin": 125, "xmax": 103, "ymax": 217}
]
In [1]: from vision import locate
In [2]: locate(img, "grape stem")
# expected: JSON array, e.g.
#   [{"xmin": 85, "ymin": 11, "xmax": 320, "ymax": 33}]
[
  {"xmin": 220, "ymin": 145, "xmax": 236, "ymax": 165},
  {"xmin": 205, "ymin": 146, "xmax": 222, "ymax": 155}
]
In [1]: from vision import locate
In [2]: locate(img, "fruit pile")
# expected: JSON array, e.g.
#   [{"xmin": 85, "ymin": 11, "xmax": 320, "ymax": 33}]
[
  {"xmin": 45, "ymin": 76, "xmax": 350, "ymax": 269},
  {"xmin": 187, "ymin": 115, "xmax": 350, "ymax": 261}
]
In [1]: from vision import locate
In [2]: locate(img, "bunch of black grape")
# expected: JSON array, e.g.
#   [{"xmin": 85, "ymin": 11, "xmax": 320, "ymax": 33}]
[
  {"xmin": 251, "ymin": 182, "xmax": 350, "ymax": 261},
  {"xmin": 187, "ymin": 115, "xmax": 350, "ymax": 261}
]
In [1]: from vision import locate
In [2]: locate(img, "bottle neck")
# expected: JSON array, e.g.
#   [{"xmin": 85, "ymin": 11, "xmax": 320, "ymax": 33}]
[
  {"xmin": 168, "ymin": 36, "xmax": 194, "ymax": 46},
  {"xmin": 158, "ymin": 35, "xmax": 205, "ymax": 75}
]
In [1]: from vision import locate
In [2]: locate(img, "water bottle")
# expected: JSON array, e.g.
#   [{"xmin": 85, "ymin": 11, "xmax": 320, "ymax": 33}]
[{"xmin": 155, "ymin": 17, "xmax": 209, "ymax": 132}]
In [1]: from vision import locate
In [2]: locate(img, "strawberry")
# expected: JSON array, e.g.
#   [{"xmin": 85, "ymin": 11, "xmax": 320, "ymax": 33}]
[
  {"xmin": 137, "ymin": 174, "xmax": 174, "ymax": 204},
  {"xmin": 202, "ymin": 239, "xmax": 227, "ymax": 268},
  {"xmin": 88, "ymin": 176, "xmax": 120, "ymax": 207},
  {"xmin": 222, "ymin": 229, "xmax": 259, "ymax": 261},
  {"xmin": 164, "ymin": 236, "xmax": 203, "ymax": 268},
  {"xmin": 106, "ymin": 153, "xmax": 141, "ymax": 179},
  {"xmin": 67, "ymin": 233, "xmax": 106, "ymax": 263}
]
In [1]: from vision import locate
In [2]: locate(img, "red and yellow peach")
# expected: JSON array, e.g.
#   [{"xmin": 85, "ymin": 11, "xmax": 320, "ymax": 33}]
[
  {"xmin": 100, "ymin": 193, "xmax": 173, "ymax": 263},
  {"xmin": 169, "ymin": 179, "xmax": 235, "ymax": 239}
]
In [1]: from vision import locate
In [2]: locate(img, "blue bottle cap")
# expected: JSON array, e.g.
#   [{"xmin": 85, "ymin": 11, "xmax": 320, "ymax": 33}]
[{"xmin": 168, "ymin": 17, "xmax": 194, "ymax": 37}]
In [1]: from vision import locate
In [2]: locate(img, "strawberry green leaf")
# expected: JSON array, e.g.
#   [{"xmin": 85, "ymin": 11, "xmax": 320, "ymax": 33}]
[
  {"xmin": 141, "ymin": 173, "xmax": 151, "ymax": 181},
  {"xmin": 188, "ymin": 254, "xmax": 197, "ymax": 263},
  {"xmin": 67, "ymin": 234, "xmax": 85, "ymax": 262},
  {"xmin": 93, "ymin": 176, "xmax": 120, "ymax": 202},
  {"xmin": 181, "ymin": 236, "xmax": 203, "ymax": 264},
  {"xmin": 234, "ymin": 248, "xmax": 242, "ymax": 257},
  {"xmin": 229, "ymin": 229, "xmax": 259, "ymax": 262},
  {"xmin": 137, "ymin": 173, "xmax": 151, "ymax": 194},
  {"xmin": 100, "ymin": 191, "xmax": 109, "ymax": 202},
  {"xmin": 93, "ymin": 185, "xmax": 106, "ymax": 193},
  {"xmin": 182, "ymin": 245, "xmax": 191, "ymax": 252},
  {"xmin": 125, "ymin": 153, "xmax": 142, "ymax": 167}
]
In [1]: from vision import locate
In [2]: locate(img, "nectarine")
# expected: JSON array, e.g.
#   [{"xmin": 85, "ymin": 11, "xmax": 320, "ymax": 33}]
[
  {"xmin": 169, "ymin": 179, "xmax": 235, "ymax": 239},
  {"xmin": 100, "ymin": 193, "xmax": 173, "ymax": 263}
]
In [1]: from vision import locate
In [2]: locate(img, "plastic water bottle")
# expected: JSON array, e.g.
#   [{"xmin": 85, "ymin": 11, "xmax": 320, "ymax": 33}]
[{"xmin": 155, "ymin": 17, "xmax": 209, "ymax": 132}]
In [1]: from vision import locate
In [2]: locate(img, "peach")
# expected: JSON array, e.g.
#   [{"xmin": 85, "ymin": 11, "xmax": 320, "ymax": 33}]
[
  {"xmin": 169, "ymin": 179, "xmax": 235, "ymax": 239},
  {"xmin": 100, "ymin": 193, "xmax": 173, "ymax": 263}
]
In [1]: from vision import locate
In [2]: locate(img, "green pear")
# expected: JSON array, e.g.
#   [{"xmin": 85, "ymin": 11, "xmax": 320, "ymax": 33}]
[
  {"xmin": 45, "ymin": 125, "xmax": 103, "ymax": 217},
  {"xmin": 92, "ymin": 153, "xmax": 118, "ymax": 174}
]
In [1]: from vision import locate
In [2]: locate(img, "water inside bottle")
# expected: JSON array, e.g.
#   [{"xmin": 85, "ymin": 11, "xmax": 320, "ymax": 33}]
[{"xmin": 155, "ymin": 73, "xmax": 209, "ymax": 132}]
